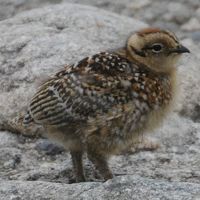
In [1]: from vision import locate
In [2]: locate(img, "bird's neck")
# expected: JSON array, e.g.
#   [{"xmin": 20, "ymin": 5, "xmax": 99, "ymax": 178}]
[
  {"xmin": 115, "ymin": 47, "xmax": 148, "ymax": 68},
  {"xmin": 115, "ymin": 47, "xmax": 177, "ymax": 96},
  {"xmin": 116, "ymin": 47, "xmax": 177, "ymax": 77}
]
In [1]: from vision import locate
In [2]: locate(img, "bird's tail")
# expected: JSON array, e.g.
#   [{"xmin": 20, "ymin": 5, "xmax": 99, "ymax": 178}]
[{"xmin": 0, "ymin": 111, "xmax": 43, "ymax": 137}]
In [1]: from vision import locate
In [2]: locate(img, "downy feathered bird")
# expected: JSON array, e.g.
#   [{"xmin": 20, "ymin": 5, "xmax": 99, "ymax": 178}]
[{"xmin": 12, "ymin": 28, "xmax": 191, "ymax": 182}]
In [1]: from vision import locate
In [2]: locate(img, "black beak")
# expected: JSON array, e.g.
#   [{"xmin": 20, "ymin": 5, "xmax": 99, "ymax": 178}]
[{"xmin": 170, "ymin": 45, "xmax": 190, "ymax": 54}]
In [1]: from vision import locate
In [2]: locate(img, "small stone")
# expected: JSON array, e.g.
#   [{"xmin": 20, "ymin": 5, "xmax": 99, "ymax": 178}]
[
  {"xmin": 35, "ymin": 139, "xmax": 64, "ymax": 155},
  {"xmin": 0, "ymin": 131, "xmax": 18, "ymax": 147},
  {"xmin": 190, "ymin": 31, "xmax": 200, "ymax": 42},
  {"xmin": 3, "ymin": 154, "xmax": 21, "ymax": 169},
  {"xmin": 181, "ymin": 18, "xmax": 200, "ymax": 31},
  {"xmin": 195, "ymin": 7, "xmax": 200, "ymax": 20},
  {"xmin": 189, "ymin": 0, "xmax": 200, "ymax": 7},
  {"xmin": 164, "ymin": 2, "xmax": 191, "ymax": 24},
  {"xmin": 129, "ymin": 0, "xmax": 151, "ymax": 10}
]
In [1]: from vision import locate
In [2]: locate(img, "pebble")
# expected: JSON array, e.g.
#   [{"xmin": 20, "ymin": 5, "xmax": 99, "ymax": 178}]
[
  {"xmin": 35, "ymin": 139, "xmax": 64, "ymax": 155},
  {"xmin": 164, "ymin": 2, "xmax": 191, "ymax": 24},
  {"xmin": 190, "ymin": 31, "xmax": 200, "ymax": 42},
  {"xmin": 129, "ymin": 0, "xmax": 151, "ymax": 10},
  {"xmin": 3, "ymin": 155, "xmax": 21, "ymax": 169},
  {"xmin": 181, "ymin": 18, "xmax": 200, "ymax": 31},
  {"xmin": 195, "ymin": 7, "xmax": 200, "ymax": 19}
]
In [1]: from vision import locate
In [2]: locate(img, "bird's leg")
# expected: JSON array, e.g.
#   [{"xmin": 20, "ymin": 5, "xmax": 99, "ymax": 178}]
[
  {"xmin": 87, "ymin": 146, "xmax": 113, "ymax": 181},
  {"xmin": 70, "ymin": 150, "xmax": 86, "ymax": 182}
]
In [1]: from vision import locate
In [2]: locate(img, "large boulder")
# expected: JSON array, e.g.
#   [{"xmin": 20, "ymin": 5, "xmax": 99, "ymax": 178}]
[
  {"xmin": 0, "ymin": 3, "xmax": 200, "ymax": 200},
  {"xmin": 1, "ymin": 0, "xmax": 199, "ymax": 40}
]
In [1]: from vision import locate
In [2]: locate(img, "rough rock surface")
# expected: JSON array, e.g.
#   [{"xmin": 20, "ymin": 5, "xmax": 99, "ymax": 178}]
[
  {"xmin": 0, "ymin": 0, "xmax": 200, "ymax": 39},
  {"xmin": 0, "ymin": 2, "xmax": 200, "ymax": 200},
  {"xmin": 1, "ymin": 176, "xmax": 200, "ymax": 200}
]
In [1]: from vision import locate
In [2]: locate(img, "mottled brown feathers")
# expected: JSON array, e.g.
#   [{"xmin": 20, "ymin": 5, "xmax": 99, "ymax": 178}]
[
  {"xmin": 24, "ymin": 52, "xmax": 172, "ymax": 128},
  {"xmin": 137, "ymin": 27, "xmax": 179, "ymax": 44}
]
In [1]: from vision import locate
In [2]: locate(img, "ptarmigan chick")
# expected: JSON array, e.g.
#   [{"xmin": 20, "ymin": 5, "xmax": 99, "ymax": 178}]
[{"xmin": 22, "ymin": 28, "xmax": 190, "ymax": 182}]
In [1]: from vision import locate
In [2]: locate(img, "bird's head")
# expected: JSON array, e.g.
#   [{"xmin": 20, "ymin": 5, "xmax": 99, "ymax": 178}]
[{"xmin": 126, "ymin": 28, "xmax": 190, "ymax": 73}]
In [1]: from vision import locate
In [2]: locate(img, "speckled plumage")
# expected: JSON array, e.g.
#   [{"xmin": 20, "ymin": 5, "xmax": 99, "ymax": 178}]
[
  {"xmin": 19, "ymin": 28, "xmax": 190, "ymax": 182},
  {"xmin": 24, "ymin": 52, "xmax": 172, "ymax": 126}
]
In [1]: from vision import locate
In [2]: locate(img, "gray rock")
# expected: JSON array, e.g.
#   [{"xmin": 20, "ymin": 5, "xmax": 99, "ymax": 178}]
[
  {"xmin": 1, "ymin": 176, "xmax": 200, "ymax": 200},
  {"xmin": 190, "ymin": 31, "xmax": 200, "ymax": 42},
  {"xmin": 164, "ymin": 2, "xmax": 192, "ymax": 24},
  {"xmin": 181, "ymin": 18, "xmax": 200, "ymax": 31},
  {"xmin": 0, "ymin": 0, "xmax": 62, "ymax": 21},
  {"xmin": 111, "ymin": 113, "xmax": 200, "ymax": 184},
  {"xmin": 129, "ymin": 0, "xmax": 151, "ymax": 10},
  {"xmin": 0, "ymin": 0, "xmax": 199, "ymax": 35},
  {"xmin": 35, "ymin": 139, "xmax": 64, "ymax": 155},
  {"xmin": 176, "ymin": 38, "xmax": 200, "ymax": 121},
  {"xmin": 196, "ymin": 7, "xmax": 200, "ymax": 19}
]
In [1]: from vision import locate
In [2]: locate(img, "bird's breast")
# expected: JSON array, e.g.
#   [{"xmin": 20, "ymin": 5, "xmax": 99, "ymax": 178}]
[{"xmin": 85, "ymin": 75, "xmax": 174, "ymax": 153}]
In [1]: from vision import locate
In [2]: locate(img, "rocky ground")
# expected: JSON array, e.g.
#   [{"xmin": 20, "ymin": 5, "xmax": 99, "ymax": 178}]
[
  {"xmin": 0, "ymin": 0, "xmax": 200, "ymax": 39},
  {"xmin": 0, "ymin": 1, "xmax": 200, "ymax": 200}
]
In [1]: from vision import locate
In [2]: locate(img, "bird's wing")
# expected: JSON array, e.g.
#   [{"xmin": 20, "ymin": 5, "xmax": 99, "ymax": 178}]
[{"xmin": 26, "ymin": 52, "xmax": 152, "ymax": 126}]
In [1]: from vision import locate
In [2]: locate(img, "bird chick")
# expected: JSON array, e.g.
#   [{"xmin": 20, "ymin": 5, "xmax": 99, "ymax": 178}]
[{"xmin": 22, "ymin": 27, "xmax": 190, "ymax": 182}]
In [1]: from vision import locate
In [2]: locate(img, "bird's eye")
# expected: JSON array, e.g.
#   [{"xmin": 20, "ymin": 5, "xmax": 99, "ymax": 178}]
[{"xmin": 151, "ymin": 43, "xmax": 163, "ymax": 53}]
